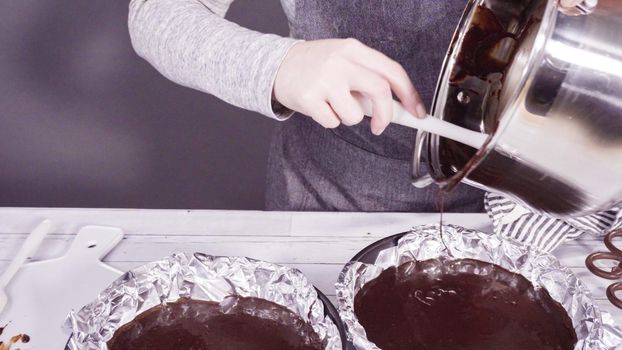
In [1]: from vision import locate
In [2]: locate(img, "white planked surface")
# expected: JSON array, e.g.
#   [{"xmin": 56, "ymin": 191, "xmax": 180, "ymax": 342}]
[{"xmin": 0, "ymin": 208, "xmax": 619, "ymax": 331}]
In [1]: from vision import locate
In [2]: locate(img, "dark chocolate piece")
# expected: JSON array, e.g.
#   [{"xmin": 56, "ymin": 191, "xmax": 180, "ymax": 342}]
[
  {"xmin": 354, "ymin": 258, "xmax": 577, "ymax": 350},
  {"xmin": 107, "ymin": 296, "xmax": 324, "ymax": 350}
]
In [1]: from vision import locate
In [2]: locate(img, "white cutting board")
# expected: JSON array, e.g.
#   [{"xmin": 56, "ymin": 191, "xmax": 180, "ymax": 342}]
[{"xmin": 0, "ymin": 225, "xmax": 124, "ymax": 349}]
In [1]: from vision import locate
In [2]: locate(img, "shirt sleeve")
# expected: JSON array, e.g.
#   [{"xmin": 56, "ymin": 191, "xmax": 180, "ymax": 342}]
[{"xmin": 128, "ymin": 0, "xmax": 300, "ymax": 120}]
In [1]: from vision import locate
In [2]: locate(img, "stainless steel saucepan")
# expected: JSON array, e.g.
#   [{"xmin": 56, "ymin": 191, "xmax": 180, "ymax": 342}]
[{"xmin": 413, "ymin": 0, "xmax": 622, "ymax": 217}]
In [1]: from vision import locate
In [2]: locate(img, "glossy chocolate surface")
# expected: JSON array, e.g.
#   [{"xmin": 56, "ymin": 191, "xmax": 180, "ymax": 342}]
[
  {"xmin": 354, "ymin": 258, "xmax": 577, "ymax": 350},
  {"xmin": 451, "ymin": 5, "xmax": 518, "ymax": 83},
  {"xmin": 437, "ymin": 4, "xmax": 541, "ymax": 191},
  {"xmin": 107, "ymin": 296, "xmax": 324, "ymax": 350}
]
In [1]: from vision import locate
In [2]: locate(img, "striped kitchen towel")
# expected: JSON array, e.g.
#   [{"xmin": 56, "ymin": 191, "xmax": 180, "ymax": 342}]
[{"xmin": 485, "ymin": 192, "xmax": 622, "ymax": 252}]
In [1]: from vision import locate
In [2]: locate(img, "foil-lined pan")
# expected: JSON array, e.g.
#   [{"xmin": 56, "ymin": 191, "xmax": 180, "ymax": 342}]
[
  {"xmin": 336, "ymin": 224, "xmax": 617, "ymax": 350},
  {"xmin": 65, "ymin": 252, "xmax": 342, "ymax": 350}
]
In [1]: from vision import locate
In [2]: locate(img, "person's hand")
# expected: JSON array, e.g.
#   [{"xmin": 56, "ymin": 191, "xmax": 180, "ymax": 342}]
[
  {"xmin": 273, "ymin": 39, "xmax": 425, "ymax": 135},
  {"xmin": 559, "ymin": 0, "xmax": 597, "ymax": 14}
]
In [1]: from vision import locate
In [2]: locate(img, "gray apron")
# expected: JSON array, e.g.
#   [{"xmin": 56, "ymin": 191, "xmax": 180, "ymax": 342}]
[{"xmin": 266, "ymin": 0, "xmax": 485, "ymax": 212}]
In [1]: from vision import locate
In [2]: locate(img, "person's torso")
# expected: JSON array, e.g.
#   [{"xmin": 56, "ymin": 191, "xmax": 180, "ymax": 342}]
[{"xmin": 266, "ymin": 0, "xmax": 485, "ymax": 212}]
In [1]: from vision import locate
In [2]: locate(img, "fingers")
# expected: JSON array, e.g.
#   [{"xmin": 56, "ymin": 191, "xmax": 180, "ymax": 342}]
[
  {"xmin": 273, "ymin": 38, "xmax": 425, "ymax": 136},
  {"xmin": 348, "ymin": 69, "xmax": 394, "ymax": 135},
  {"xmin": 327, "ymin": 91, "xmax": 365, "ymax": 127},
  {"xmin": 342, "ymin": 39, "xmax": 426, "ymax": 118},
  {"xmin": 309, "ymin": 102, "xmax": 341, "ymax": 129},
  {"xmin": 559, "ymin": 0, "xmax": 594, "ymax": 15},
  {"xmin": 369, "ymin": 91, "xmax": 394, "ymax": 135}
]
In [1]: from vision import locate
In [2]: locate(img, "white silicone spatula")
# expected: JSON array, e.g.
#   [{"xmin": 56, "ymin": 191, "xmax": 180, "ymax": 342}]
[
  {"xmin": 0, "ymin": 219, "xmax": 52, "ymax": 314},
  {"xmin": 353, "ymin": 93, "xmax": 489, "ymax": 149}
]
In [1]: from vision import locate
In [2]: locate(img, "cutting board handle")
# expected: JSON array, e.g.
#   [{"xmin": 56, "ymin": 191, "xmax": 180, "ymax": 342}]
[
  {"xmin": 0, "ymin": 225, "xmax": 125, "ymax": 349},
  {"xmin": 65, "ymin": 226, "xmax": 124, "ymax": 264}
]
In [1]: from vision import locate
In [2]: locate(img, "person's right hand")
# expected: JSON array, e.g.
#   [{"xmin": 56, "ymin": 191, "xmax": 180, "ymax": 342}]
[
  {"xmin": 273, "ymin": 39, "xmax": 426, "ymax": 135},
  {"xmin": 560, "ymin": 0, "xmax": 600, "ymax": 14}
]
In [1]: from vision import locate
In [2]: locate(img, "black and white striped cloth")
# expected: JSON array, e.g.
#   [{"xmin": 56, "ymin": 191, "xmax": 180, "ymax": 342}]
[{"xmin": 485, "ymin": 193, "xmax": 622, "ymax": 252}]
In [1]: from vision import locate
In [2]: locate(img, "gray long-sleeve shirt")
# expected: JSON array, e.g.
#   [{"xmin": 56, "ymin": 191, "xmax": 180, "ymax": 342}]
[{"xmin": 128, "ymin": 0, "xmax": 298, "ymax": 120}]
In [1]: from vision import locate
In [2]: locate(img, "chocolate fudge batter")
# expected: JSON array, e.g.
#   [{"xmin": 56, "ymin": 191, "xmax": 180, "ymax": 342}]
[
  {"xmin": 107, "ymin": 296, "xmax": 324, "ymax": 350},
  {"xmin": 354, "ymin": 258, "xmax": 577, "ymax": 350}
]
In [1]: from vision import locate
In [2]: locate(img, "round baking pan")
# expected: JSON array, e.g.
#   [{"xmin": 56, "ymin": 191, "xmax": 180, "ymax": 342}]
[
  {"xmin": 66, "ymin": 286, "xmax": 348, "ymax": 350},
  {"xmin": 315, "ymin": 287, "xmax": 348, "ymax": 349},
  {"xmin": 339, "ymin": 231, "xmax": 409, "ymax": 350},
  {"xmin": 350, "ymin": 232, "xmax": 409, "ymax": 264}
]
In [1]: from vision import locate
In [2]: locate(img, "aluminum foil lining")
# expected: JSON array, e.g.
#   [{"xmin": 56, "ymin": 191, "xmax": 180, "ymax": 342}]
[
  {"xmin": 65, "ymin": 252, "xmax": 342, "ymax": 350},
  {"xmin": 336, "ymin": 224, "xmax": 614, "ymax": 350}
]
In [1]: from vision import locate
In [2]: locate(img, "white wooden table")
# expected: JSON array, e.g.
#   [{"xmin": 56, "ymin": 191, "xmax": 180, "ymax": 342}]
[{"xmin": 0, "ymin": 208, "xmax": 619, "ymax": 328}]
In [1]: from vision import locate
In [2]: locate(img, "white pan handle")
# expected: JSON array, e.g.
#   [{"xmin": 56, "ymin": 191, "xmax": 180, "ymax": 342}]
[{"xmin": 353, "ymin": 93, "xmax": 488, "ymax": 150}]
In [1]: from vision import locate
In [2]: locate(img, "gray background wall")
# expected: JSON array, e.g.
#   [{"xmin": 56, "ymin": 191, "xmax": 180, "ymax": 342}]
[{"xmin": 0, "ymin": 0, "xmax": 288, "ymax": 209}]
